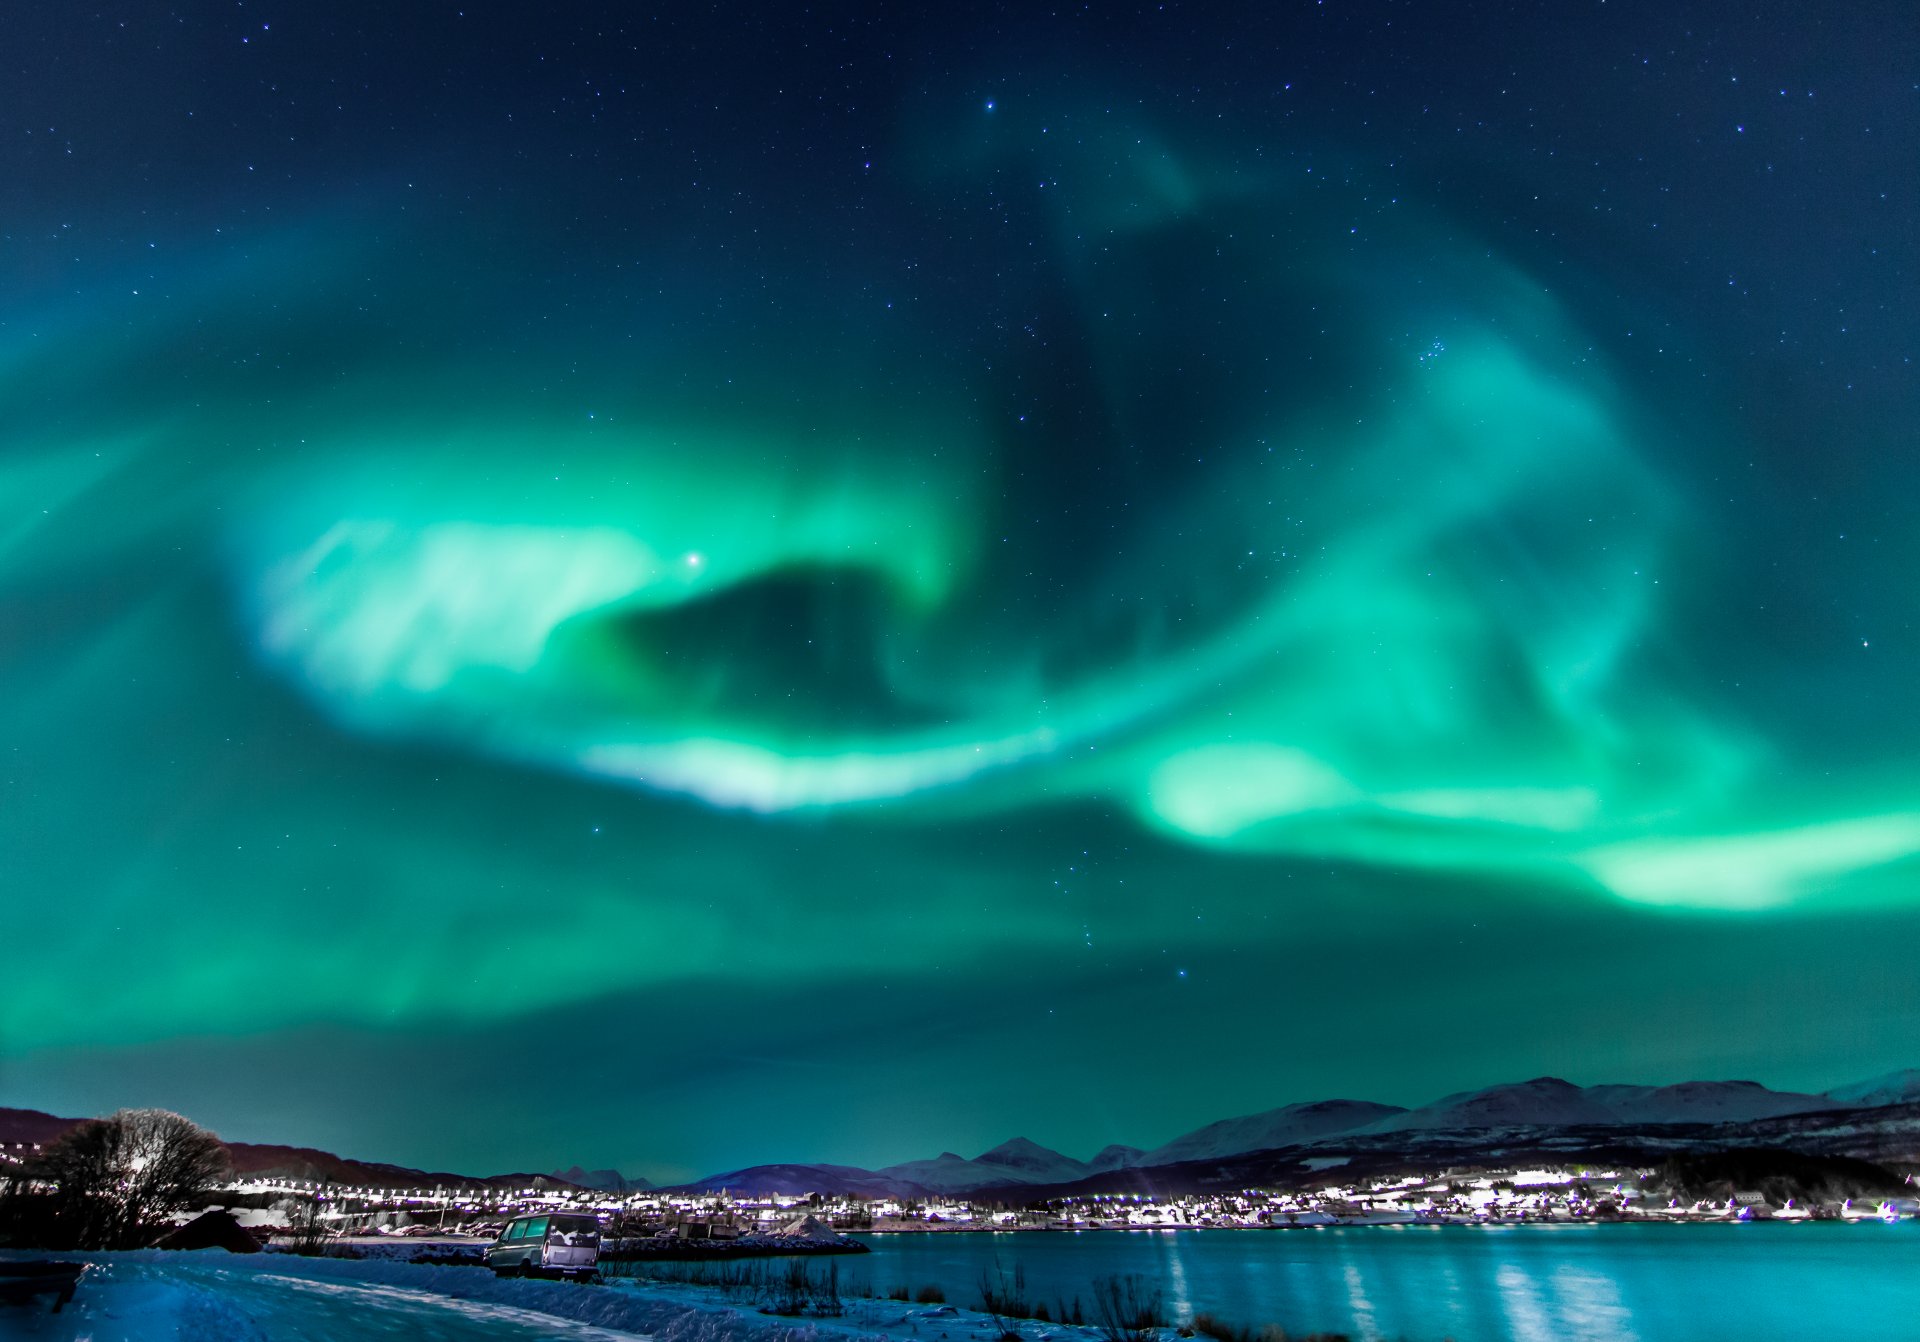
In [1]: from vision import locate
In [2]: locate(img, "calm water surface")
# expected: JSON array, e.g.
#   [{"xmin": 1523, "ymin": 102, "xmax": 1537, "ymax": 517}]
[{"xmin": 839, "ymin": 1224, "xmax": 1919, "ymax": 1342}]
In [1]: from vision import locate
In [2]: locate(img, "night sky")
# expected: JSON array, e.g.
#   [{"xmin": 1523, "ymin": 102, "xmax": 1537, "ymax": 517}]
[{"xmin": 3, "ymin": 2, "xmax": 1917, "ymax": 1182}]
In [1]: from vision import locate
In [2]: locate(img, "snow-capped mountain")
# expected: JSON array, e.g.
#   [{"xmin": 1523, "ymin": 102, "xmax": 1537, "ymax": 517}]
[
  {"xmin": 1585, "ymin": 1080, "xmax": 1841, "ymax": 1125},
  {"xmin": 1826, "ymin": 1067, "xmax": 1920, "ymax": 1108},
  {"xmin": 877, "ymin": 1139, "xmax": 1088, "ymax": 1193},
  {"xmin": 974, "ymin": 1137, "xmax": 1092, "ymax": 1182},
  {"xmin": 550, "ymin": 1165, "xmax": 654, "ymax": 1192},
  {"xmin": 681, "ymin": 1070, "xmax": 1920, "ymax": 1194},
  {"xmin": 1088, "ymin": 1144, "xmax": 1147, "ymax": 1172},
  {"xmin": 1359, "ymin": 1077, "xmax": 1618, "ymax": 1133},
  {"xmin": 1358, "ymin": 1076, "xmax": 1843, "ymax": 1134},
  {"xmin": 23, "ymin": 1063, "xmax": 1918, "ymax": 1206},
  {"xmin": 1143, "ymin": 1099, "xmax": 1407, "ymax": 1164},
  {"xmin": 680, "ymin": 1163, "xmax": 916, "ymax": 1198}
]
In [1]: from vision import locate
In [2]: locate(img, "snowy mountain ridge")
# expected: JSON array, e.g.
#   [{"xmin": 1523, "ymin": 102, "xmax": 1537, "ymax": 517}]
[
  {"xmin": 875, "ymin": 1137, "xmax": 1093, "ymax": 1193},
  {"xmin": 1824, "ymin": 1067, "xmax": 1920, "ymax": 1108},
  {"xmin": 680, "ymin": 1068, "xmax": 1914, "ymax": 1193},
  {"xmin": 6, "ymin": 1066, "xmax": 1911, "ymax": 1200},
  {"xmin": 1142, "ymin": 1099, "xmax": 1409, "ymax": 1165},
  {"xmin": 550, "ymin": 1165, "xmax": 655, "ymax": 1192},
  {"xmin": 1358, "ymin": 1076, "xmax": 1846, "ymax": 1134}
]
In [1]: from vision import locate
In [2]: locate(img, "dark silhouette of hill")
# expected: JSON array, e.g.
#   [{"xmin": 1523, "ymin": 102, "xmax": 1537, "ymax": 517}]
[
  {"xmin": 0, "ymin": 1107, "xmax": 577, "ymax": 1191},
  {"xmin": 11, "ymin": 1065, "xmax": 1914, "ymax": 1200}
]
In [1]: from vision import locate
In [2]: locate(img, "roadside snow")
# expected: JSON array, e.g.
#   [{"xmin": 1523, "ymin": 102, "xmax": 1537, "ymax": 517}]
[
  {"xmin": 774, "ymin": 1215, "xmax": 858, "ymax": 1245},
  {"xmin": 0, "ymin": 1250, "xmax": 1093, "ymax": 1342}
]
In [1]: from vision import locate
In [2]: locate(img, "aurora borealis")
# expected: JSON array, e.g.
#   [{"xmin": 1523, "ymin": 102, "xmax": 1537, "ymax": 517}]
[{"xmin": 4, "ymin": 2, "xmax": 1917, "ymax": 1180}]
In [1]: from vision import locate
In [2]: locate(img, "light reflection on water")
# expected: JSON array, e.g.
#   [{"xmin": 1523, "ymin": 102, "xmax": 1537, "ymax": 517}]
[
  {"xmin": 844, "ymin": 1223, "xmax": 1918, "ymax": 1342},
  {"xmin": 1494, "ymin": 1262, "xmax": 1552, "ymax": 1342},
  {"xmin": 1341, "ymin": 1260, "xmax": 1379, "ymax": 1342},
  {"xmin": 1161, "ymin": 1232, "xmax": 1192, "ymax": 1326},
  {"xmin": 1550, "ymin": 1263, "xmax": 1636, "ymax": 1342}
]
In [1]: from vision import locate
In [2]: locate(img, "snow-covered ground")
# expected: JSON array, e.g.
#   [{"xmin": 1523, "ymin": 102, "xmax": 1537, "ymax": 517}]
[{"xmin": 0, "ymin": 1249, "xmax": 1067, "ymax": 1342}]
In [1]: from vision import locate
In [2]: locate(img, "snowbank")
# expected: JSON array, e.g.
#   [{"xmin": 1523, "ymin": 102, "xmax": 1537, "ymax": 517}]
[
  {"xmin": 0, "ymin": 1249, "xmax": 1096, "ymax": 1342},
  {"xmin": 774, "ymin": 1215, "xmax": 858, "ymax": 1246}
]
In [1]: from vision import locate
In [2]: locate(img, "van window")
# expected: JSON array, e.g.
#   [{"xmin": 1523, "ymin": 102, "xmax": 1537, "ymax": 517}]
[
  {"xmin": 551, "ymin": 1215, "xmax": 599, "ymax": 1239},
  {"xmin": 525, "ymin": 1216, "xmax": 550, "ymax": 1239},
  {"xmin": 507, "ymin": 1220, "xmax": 529, "ymax": 1241}
]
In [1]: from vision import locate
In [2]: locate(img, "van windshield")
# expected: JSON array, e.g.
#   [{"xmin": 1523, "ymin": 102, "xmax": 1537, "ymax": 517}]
[{"xmin": 550, "ymin": 1215, "xmax": 600, "ymax": 1240}]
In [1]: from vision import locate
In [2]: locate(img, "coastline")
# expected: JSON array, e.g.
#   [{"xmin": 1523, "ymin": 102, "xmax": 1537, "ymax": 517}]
[
  {"xmin": 850, "ymin": 1209, "xmax": 1907, "ymax": 1232},
  {"xmin": 8, "ymin": 1222, "xmax": 1916, "ymax": 1342}
]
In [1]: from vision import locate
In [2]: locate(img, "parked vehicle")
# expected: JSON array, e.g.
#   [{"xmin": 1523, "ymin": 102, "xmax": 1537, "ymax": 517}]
[{"xmin": 486, "ymin": 1213, "xmax": 601, "ymax": 1279}]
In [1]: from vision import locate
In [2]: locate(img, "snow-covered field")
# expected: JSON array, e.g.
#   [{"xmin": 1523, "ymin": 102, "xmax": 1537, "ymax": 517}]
[{"xmin": 0, "ymin": 1249, "xmax": 1044, "ymax": 1342}]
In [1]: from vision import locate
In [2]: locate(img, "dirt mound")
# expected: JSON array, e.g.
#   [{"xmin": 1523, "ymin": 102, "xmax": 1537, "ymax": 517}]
[
  {"xmin": 775, "ymin": 1214, "xmax": 850, "ymax": 1243},
  {"xmin": 153, "ymin": 1209, "xmax": 263, "ymax": 1253}
]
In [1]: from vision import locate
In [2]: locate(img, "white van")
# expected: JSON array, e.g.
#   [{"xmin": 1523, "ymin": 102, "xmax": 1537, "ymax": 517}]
[{"xmin": 485, "ymin": 1213, "xmax": 601, "ymax": 1279}]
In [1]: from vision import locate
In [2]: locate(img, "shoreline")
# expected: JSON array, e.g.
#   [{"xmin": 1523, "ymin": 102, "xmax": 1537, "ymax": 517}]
[
  {"xmin": 856, "ymin": 1221, "xmax": 1904, "ymax": 1236},
  {"xmin": 5, "ymin": 1208, "xmax": 1913, "ymax": 1340},
  {"xmin": 287, "ymin": 1210, "xmax": 1914, "ymax": 1267}
]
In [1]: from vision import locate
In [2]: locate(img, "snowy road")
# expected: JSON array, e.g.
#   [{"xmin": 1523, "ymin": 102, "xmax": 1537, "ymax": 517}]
[
  {"xmin": 0, "ymin": 1252, "xmax": 932, "ymax": 1342},
  {"xmin": 3, "ymin": 1255, "xmax": 645, "ymax": 1341}
]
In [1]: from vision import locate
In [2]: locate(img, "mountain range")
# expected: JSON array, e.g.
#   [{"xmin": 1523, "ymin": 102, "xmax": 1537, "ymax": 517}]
[
  {"xmin": 6, "ymin": 1067, "xmax": 1916, "ymax": 1198},
  {"xmin": 675, "ymin": 1068, "xmax": 1920, "ymax": 1196},
  {"xmin": 0, "ymin": 1106, "xmax": 574, "ymax": 1193},
  {"xmin": 549, "ymin": 1165, "xmax": 656, "ymax": 1193}
]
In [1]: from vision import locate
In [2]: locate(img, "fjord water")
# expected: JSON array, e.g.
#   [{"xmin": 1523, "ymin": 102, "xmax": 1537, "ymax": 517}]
[{"xmin": 846, "ymin": 1225, "xmax": 1918, "ymax": 1341}]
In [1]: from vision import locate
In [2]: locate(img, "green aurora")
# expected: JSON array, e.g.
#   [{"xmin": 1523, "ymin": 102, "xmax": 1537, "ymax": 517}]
[{"xmin": 3, "ymin": 5, "xmax": 1917, "ymax": 1179}]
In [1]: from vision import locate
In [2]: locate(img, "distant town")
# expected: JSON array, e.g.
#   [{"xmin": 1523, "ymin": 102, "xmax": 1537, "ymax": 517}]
[
  {"xmin": 4, "ymin": 1090, "xmax": 1917, "ymax": 1336},
  {"xmin": 7, "ymin": 1065, "xmax": 1918, "ymax": 1250},
  {"xmin": 171, "ymin": 1164, "xmax": 1920, "ymax": 1245}
]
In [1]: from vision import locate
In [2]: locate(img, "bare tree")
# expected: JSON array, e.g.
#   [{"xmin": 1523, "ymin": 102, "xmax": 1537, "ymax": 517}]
[
  {"xmin": 978, "ymin": 1257, "xmax": 1032, "ymax": 1338},
  {"xmin": 1090, "ymin": 1273, "xmax": 1167, "ymax": 1342},
  {"xmin": 281, "ymin": 1180, "xmax": 337, "ymax": 1255},
  {"xmin": 33, "ymin": 1119, "xmax": 121, "ymax": 1247},
  {"xmin": 36, "ymin": 1109, "xmax": 229, "ymax": 1248}
]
